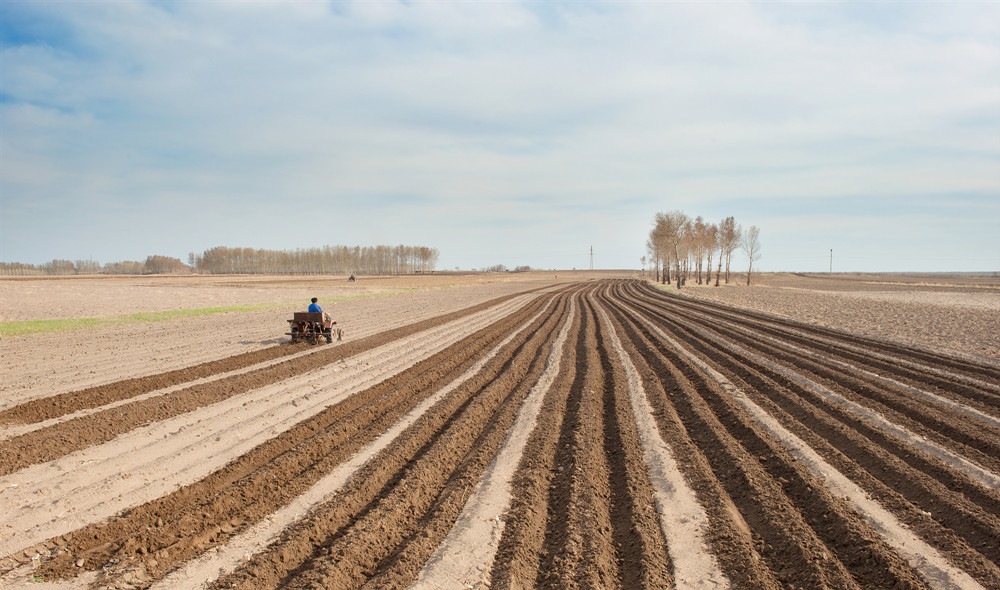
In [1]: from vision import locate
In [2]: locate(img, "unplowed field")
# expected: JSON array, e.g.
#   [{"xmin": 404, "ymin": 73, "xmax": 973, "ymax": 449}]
[{"xmin": 2, "ymin": 278, "xmax": 998, "ymax": 589}]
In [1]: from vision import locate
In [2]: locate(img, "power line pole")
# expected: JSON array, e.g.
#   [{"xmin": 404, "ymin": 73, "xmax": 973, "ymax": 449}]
[
  {"xmin": 830, "ymin": 249, "xmax": 833, "ymax": 273},
  {"xmin": 590, "ymin": 245, "xmax": 594, "ymax": 270}
]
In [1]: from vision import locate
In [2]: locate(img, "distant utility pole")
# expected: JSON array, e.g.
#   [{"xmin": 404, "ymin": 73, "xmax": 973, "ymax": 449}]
[
  {"xmin": 590, "ymin": 245, "xmax": 594, "ymax": 270},
  {"xmin": 830, "ymin": 249, "xmax": 833, "ymax": 273}
]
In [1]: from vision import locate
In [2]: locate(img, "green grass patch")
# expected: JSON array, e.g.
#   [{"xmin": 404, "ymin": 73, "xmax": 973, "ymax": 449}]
[
  {"xmin": 0, "ymin": 289, "xmax": 416, "ymax": 337},
  {"xmin": 0, "ymin": 303, "xmax": 279, "ymax": 337}
]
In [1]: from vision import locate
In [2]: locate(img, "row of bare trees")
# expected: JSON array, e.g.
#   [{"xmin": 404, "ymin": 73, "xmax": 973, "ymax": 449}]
[
  {"xmin": 190, "ymin": 244, "xmax": 439, "ymax": 275},
  {"xmin": 0, "ymin": 257, "xmax": 187, "ymax": 276},
  {"xmin": 645, "ymin": 211, "xmax": 761, "ymax": 288},
  {"xmin": 1, "ymin": 244, "xmax": 440, "ymax": 276}
]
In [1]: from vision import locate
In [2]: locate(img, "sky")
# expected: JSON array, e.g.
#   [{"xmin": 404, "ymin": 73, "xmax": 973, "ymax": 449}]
[{"xmin": 1, "ymin": 1, "xmax": 998, "ymax": 273}]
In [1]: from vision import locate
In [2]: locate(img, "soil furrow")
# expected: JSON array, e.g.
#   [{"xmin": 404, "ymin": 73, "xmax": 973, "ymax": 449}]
[
  {"xmin": 488, "ymin": 291, "xmax": 584, "ymax": 590},
  {"xmin": 208, "ymin": 288, "xmax": 575, "ymax": 589},
  {"xmin": 647, "ymin": 285, "xmax": 1000, "ymax": 406},
  {"xmin": 664, "ymin": 284, "xmax": 1000, "ymax": 384},
  {"xmin": 0, "ymin": 292, "xmax": 531, "ymax": 476},
  {"xmin": 624, "ymin": 284, "xmax": 1000, "ymax": 496},
  {"xmin": 600, "ymin": 283, "xmax": 782, "ymax": 589},
  {"xmin": 537, "ymin": 294, "xmax": 619, "ymax": 588},
  {"xmin": 646, "ymin": 291, "xmax": 1000, "ymax": 463},
  {"xmin": 29, "ymin": 294, "xmax": 557, "ymax": 588},
  {"xmin": 3, "ymin": 276, "xmax": 997, "ymax": 590},
  {"xmin": 615, "ymin": 303, "xmax": 869, "ymax": 588},
  {"xmin": 623, "ymin": 282, "xmax": 994, "ymax": 588},
  {"xmin": 620, "ymin": 284, "xmax": 1000, "ymax": 581},
  {"xmin": 406, "ymin": 297, "xmax": 577, "ymax": 589},
  {"xmin": 665, "ymin": 308, "xmax": 1000, "ymax": 488}
]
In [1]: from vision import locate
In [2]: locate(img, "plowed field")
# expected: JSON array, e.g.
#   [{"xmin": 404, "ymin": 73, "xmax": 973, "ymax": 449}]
[{"xmin": 2, "ymin": 277, "xmax": 998, "ymax": 589}]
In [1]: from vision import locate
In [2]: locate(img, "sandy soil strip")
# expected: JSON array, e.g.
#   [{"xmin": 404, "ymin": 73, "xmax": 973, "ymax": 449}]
[
  {"xmin": 639, "ymin": 313, "xmax": 986, "ymax": 590},
  {"xmin": 0, "ymin": 296, "xmax": 536, "ymax": 560},
  {"xmin": 681, "ymin": 320, "xmax": 1000, "ymax": 490},
  {"xmin": 149, "ymin": 299, "xmax": 556, "ymax": 590},
  {"xmin": 407, "ymin": 300, "xmax": 575, "ymax": 590},
  {"xmin": 597, "ymin": 305, "xmax": 730, "ymax": 590},
  {"xmin": 0, "ymin": 345, "xmax": 325, "ymax": 441}
]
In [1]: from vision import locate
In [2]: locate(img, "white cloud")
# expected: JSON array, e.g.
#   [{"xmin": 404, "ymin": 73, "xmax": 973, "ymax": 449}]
[{"xmin": 1, "ymin": 0, "xmax": 997, "ymax": 270}]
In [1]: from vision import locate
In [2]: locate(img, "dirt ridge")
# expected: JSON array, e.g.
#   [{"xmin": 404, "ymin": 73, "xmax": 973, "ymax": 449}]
[{"xmin": 2, "ymin": 278, "xmax": 997, "ymax": 589}]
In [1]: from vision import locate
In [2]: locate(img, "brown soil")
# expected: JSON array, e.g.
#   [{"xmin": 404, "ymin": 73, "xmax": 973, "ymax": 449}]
[{"xmin": 1, "ymin": 272, "xmax": 997, "ymax": 589}]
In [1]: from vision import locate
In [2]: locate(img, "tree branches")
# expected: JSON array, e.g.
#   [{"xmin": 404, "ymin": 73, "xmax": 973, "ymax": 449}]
[{"xmin": 648, "ymin": 212, "xmax": 756, "ymax": 288}]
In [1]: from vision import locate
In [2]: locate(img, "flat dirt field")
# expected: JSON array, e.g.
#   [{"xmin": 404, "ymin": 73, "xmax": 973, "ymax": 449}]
[{"xmin": 1, "ymin": 271, "xmax": 998, "ymax": 589}]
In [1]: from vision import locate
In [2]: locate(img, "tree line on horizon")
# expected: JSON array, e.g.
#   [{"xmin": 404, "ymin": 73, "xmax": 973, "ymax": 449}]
[
  {"xmin": 0, "ymin": 244, "xmax": 440, "ymax": 276},
  {"xmin": 645, "ymin": 211, "xmax": 761, "ymax": 288}
]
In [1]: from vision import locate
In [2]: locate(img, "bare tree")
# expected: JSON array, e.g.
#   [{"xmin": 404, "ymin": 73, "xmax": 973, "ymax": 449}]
[
  {"xmin": 648, "ymin": 215, "xmax": 673, "ymax": 284},
  {"xmin": 718, "ymin": 216, "xmax": 742, "ymax": 285},
  {"xmin": 645, "ymin": 237, "xmax": 659, "ymax": 282},
  {"xmin": 704, "ymin": 222, "xmax": 718, "ymax": 286},
  {"xmin": 742, "ymin": 225, "xmax": 762, "ymax": 286},
  {"xmin": 651, "ymin": 211, "xmax": 690, "ymax": 288},
  {"xmin": 692, "ymin": 216, "xmax": 715, "ymax": 284}
]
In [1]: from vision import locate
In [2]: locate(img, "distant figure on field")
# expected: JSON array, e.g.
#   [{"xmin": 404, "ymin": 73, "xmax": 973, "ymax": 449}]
[
  {"xmin": 308, "ymin": 297, "xmax": 322, "ymax": 313},
  {"xmin": 348, "ymin": 274, "xmax": 356, "ymax": 282}
]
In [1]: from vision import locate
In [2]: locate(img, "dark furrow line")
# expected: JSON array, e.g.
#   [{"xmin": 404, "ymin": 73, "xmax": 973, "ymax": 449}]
[
  {"xmin": 599, "ymin": 283, "xmax": 782, "ymax": 589},
  {"xmin": 282, "ymin": 303, "xmax": 564, "ymax": 590},
  {"xmin": 0, "ymin": 292, "xmax": 542, "ymax": 476},
  {"xmin": 536, "ymin": 291, "xmax": 601, "ymax": 589},
  {"xmin": 354, "ymin": 296, "xmax": 575, "ymax": 590},
  {"xmin": 623, "ymin": 281, "xmax": 999, "ymax": 587},
  {"xmin": 209, "ymin": 289, "xmax": 575, "ymax": 589},
  {"xmin": 0, "ymin": 290, "xmax": 541, "ymax": 426},
  {"xmin": 545, "ymin": 291, "xmax": 626, "ymax": 588},
  {"xmin": 31, "ymin": 293, "xmax": 558, "ymax": 587},
  {"xmin": 488, "ymin": 293, "xmax": 583, "ymax": 590},
  {"xmin": 728, "ymin": 363, "xmax": 1000, "ymax": 586},
  {"xmin": 593, "ymin": 284, "xmax": 672, "ymax": 589},
  {"xmin": 640, "ymin": 288, "xmax": 1000, "ymax": 455},
  {"xmin": 625, "ymin": 284, "xmax": 1000, "ymax": 488},
  {"xmin": 619, "ymin": 329, "xmax": 864, "ymax": 586},
  {"xmin": 635, "ymin": 282, "xmax": 1000, "ymax": 401},
  {"xmin": 619, "ymin": 285, "xmax": 929, "ymax": 589},
  {"xmin": 652, "ymin": 294, "xmax": 1000, "ymax": 473},
  {"xmin": 0, "ymin": 345, "xmax": 302, "ymax": 425},
  {"xmin": 640, "ymin": 282, "xmax": 1000, "ymax": 383},
  {"xmin": 635, "ymin": 294, "xmax": 1000, "ymax": 521}
]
